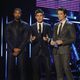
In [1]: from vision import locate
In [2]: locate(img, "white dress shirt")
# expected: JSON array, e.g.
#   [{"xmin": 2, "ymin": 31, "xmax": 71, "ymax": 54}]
[
  {"xmin": 37, "ymin": 22, "xmax": 43, "ymax": 33},
  {"xmin": 57, "ymin": 19, "xmax": 67, "ymax": 35}
]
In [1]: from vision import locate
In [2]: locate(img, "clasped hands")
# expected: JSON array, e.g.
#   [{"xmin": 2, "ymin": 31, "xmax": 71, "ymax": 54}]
[
  {"xmin": 50, "ymin": 40, "xmax": 63, "ymax": 46},
  {"xmin": 13, "ymin": 48, "xmax": 21, "ymax": 56},
  {"xmin": 43, "ymin": 35, "xmax": 63, "ymax": 45}
]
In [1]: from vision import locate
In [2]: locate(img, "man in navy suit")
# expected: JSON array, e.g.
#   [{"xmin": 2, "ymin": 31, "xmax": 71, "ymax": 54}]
[{"xmin": 31, "ymin": 9, "xmax": 51, "ymax": 80}]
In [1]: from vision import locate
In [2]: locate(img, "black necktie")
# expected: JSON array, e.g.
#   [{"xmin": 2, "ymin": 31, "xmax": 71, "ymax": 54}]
[
  {"xmin": 39, "ymin": 23, "xmax": 41, "ymax": 33},
  {"xmin": 58, "ymin": 23, "xmax": 62, "ymax": 35}
]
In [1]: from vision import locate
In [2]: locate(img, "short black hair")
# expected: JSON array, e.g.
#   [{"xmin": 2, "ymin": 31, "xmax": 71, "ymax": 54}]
[
  {"xmin": 57, "ymin": 8, "xmax": 67, "ymax": 15},
  {"xmin": 35, "ymin": 9, "xmax": 44, "ymax": 15},
  {"xmin": 14, "ymin": 8, "xmax": 22, "ymax": 13}
]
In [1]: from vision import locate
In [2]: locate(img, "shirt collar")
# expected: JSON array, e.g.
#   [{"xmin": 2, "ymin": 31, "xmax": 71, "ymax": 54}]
[
  {"xmin": 60, "ymin": 18, "xmax": 67, "ymax": 24},
  {"xmin": 37, "ymin": 22, "xmax": 43, "ymax": 25}
]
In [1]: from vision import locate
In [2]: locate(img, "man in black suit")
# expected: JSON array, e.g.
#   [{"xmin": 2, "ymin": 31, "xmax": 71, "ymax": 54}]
[
  {"xmin": 30, "ymin": 9, "xmax": 51, "ymax": 80},
  {"xmin": 6, "ymin": 8, "xmax": 30, "ymax": 80},
  {"xmin": 50, "ymin": 8, "xmax": 76, "ymax": 80}
]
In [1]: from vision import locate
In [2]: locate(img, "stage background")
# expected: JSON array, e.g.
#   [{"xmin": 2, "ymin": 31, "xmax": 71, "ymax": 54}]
[{"xmin": 1, "ymin": 0, "xmax": 80, "ymax": 80}]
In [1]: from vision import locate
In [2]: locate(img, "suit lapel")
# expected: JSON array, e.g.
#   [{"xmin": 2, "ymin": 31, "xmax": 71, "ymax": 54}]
[
  {"xmin": 43, "ymin": 22, "xmax": 45, "ymax": 33},
  {"xmin": 34, "ymin": 23, "xmax": 38, "ymax": 34},
  {"xmin": 55, "ymin": 23, "xmax": 59, "ymax": 36},
  {"xmin": 61, "ymin": 21, "xmax": 67, "ymax": 34},
  {"xmin": 34, "ymin": 22, "xmax": 46, "ymax": 34},
  {"xmin": 56, "ymin": 21, "xmax": 67, "ymax": 35}
]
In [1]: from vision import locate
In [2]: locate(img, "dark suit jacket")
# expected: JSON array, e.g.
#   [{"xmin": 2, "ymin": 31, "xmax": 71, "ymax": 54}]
[
  {"xmin": 31, "ymin": 22, "xmax": 51, "ymax": 57},
  {"xmin": 53, "ymin": 21, "xmax": 76, "ymax": 55},
  {"xmin": 6, "ymin": 20, "xmax": 30, "ymax": 52}
]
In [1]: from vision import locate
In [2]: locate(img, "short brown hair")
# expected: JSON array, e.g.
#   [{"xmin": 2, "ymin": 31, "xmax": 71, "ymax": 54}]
[
  {"xmin": 35, "ymin": 9, "xmax": 44, "ymax": 15},
  {"xmin": 57, "ymin": 8, "xmax": 67, "ymax": 15}
]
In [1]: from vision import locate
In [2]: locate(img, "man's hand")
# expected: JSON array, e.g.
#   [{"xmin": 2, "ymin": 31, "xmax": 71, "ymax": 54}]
[
  {"xmin": 50, "ymin": 40, "xmax": 57, "ymax": 46},
  {"xmin": 13, "ymin": 48, "xmax": 21, "ymax": 56},
  {"xmin": 56, "ymin": 40, "xmax": 63, "ymax": 45},
  {"xmin": 43, "ymin": 35, "xmax": 48, "ymax": 42},
  {"xmin": 13, "ymin": 52, "xmax": 19, "ymax": 56},
  {"xmin": 30, "ymin": 35, "xmax": 36, "ymax": 41},
  {"xmin": 32, "ymin": 36, "xmax": 36, "ymax": 41},
  {"xmin": 13, "ymin": 48, "xmax": 21, "ymax": 52}
]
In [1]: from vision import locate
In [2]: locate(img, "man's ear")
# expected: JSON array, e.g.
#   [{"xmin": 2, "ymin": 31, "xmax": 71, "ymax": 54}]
[
  {"xmin": 35, "ymin": 16, "xmax": 37, "ymax": 20},
  {"xmin": 65, "ymin": 14, "xmax": 67, "ymax": 17}
]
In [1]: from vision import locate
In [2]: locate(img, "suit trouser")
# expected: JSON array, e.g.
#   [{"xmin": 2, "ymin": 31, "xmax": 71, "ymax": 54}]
[
  {"xmin": 53, "ymin": 53, "xmax": 74, "ymax": 80},
  {"xmin": 8, "ymin": 51, "xmax": 27, "ymax": 80},
  {"xmin": 32, "ymin": 52, "xmax": 50, "ymax": 80}
]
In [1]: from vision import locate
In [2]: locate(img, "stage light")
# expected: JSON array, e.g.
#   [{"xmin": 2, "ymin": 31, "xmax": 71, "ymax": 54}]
[
  {"xmin": 1, "ymin": 18, "xmax": 3, "ymax": 57},
  {"xmin": 5, "ymin": 16, "xmax": 8, "ymax": 80},
  {"xmin": 73, "ymin": 16, "xmax": 77, "ymax": 19},
  {"xmin": 43, "ymin": 17, "xmax": 50, "ymax": 20},
  {"xmin": 29, "ymin": 14, "xmax": 32, "ymax": 58},
  {"xmin": 72, "ymin": 44, "xmax": 79, "ymax": 61}
]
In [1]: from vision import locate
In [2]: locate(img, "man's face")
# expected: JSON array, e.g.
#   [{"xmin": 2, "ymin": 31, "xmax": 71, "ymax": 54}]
[
  {"xmin": 35, "ymin": 13, "xmax": 44, "ymax": 23},
  {"xmin": 57, "ymin": 10, "xmax": 66, "ymax": 21},
  {"xmin": 13, "ymin": 10, "xmax": 21, "ymax": 20}
]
